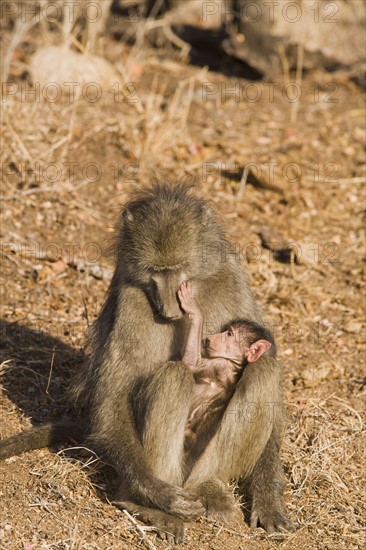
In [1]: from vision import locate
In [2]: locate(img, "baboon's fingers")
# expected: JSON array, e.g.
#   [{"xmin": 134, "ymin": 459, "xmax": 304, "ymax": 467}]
[
  {"xmin": 113, "ymin": 500, "xmax": 185, "ymax": 544},
  {"xmin": 276, "ymin": 517, "xmax": 297, "ymax": 532},
  {"xmin": 168, "ymin": 488, "xmax": 205, "ymax": 520},
  {"xmin": 156, "ymin": 521, "xmax": 185, "ymax": 544},
  {"xmin": 250, "ymin": 508, "xmax": 296, "ymax": 533},
  {"xmin": 195, "ymin": 480, "xmax": 244, "ymax": 528},
  {"xmin": 250, "ymin": 510, "xmax": 276, "ymax": 533},
  {"xmin": 250, "ymin": 511, "xmax": 259, "ymax": 529},
  {"xmin": 264, "ymin": 521, "xmax": 276, "ymax": 534}
]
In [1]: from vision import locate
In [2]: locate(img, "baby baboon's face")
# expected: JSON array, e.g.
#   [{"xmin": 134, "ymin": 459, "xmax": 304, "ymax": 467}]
[{"xmin": 206, "ymin": 326, "xmax": 245, "ymax": 362}]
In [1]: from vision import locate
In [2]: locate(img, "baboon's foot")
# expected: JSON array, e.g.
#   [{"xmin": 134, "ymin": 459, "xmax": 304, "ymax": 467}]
[
  {"xmin": 250, "ymin": 500, "xmax": 296, "ymax": 533},
  {"xmin": 114, "ymin": 500, "xmax": 186, "ymax": 544},
  {"xmin": 194, "ymin": 480, "xmax": 244, "ymax": 528}
]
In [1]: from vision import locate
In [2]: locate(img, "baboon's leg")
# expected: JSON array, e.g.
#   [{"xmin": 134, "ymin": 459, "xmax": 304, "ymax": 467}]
[
  {"xmin": 186, "ymin": 358, "xmax": 277, "ymax": 483},
  {"xmin": 94, "ymin": 287, "xmax": 203, "ymax": 520},
  {"xmin": 187, "ymin": 359, "xmax": 294, "ymax": 531},
  {"xmin": 135, "ymin": 361, "xmax": 194, "ymax": 485},
  {"xmin": 249, "ymin": 420, "xmax": 295, "ymax": 532},
  {"xmin": 114, "ymin": 362, "xmax": 196, "ymax": 542},
  {"xmin": 185, "ymin": 357, "xmax": 284, "ymax": 526}
]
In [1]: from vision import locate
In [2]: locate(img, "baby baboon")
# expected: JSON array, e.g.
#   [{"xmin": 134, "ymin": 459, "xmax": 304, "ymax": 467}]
[
  {"xmin": 0, "ymin": 182, "xmax": 294, "ymax": 542},
  {"xmin": 178, "ymin": 281, "xmax": 273, "ymax": 473}
]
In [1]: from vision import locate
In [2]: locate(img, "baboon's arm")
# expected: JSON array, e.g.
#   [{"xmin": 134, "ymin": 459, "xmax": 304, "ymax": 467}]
[
  {"xmin": 92, "ymin": 287, "xmax": 205, "ymax": 520},
  {"xmin": 96, "ymin": 386, "xmax": 205, "ymax": 520}
]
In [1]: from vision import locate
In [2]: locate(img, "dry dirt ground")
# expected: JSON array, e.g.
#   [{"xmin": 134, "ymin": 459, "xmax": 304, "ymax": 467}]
[{"xmin": 0, "ymin": 7, "xmax": 365, "ymax": 550}]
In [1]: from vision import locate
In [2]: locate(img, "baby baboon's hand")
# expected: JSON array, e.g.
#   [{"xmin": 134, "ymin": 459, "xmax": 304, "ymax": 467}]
[{"xmin": 178, "ymin": 281, "xmax": 202, "ymax": 321}]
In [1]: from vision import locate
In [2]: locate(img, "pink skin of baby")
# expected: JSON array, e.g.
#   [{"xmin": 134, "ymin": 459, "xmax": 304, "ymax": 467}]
[
  {"xmin": 178, "ymin": 281, "xmax": 272, "ymax": 470},
  {"xmin": 178, "ymin": 281, "xmax": 271, "ymax": 372}
]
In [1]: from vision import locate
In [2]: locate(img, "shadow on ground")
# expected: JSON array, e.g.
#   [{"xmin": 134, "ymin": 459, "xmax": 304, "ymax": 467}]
[{"xmin": 0, "ymin": 319, "xmax": 84, "ymax": 424}]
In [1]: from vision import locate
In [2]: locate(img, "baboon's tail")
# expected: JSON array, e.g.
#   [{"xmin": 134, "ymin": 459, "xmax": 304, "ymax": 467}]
[{"xmin": 0, "ymin": 420, "xmax": 85, "ymax": 460}]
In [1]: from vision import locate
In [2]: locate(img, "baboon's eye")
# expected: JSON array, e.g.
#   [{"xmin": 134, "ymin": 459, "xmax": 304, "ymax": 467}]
[
  {"xmin": 150, "ymin": 278, "xmax": 158, "ymax": 294},
  {"xmin": 227, "ymin": 329, "xmax": 233, "ymax": 337}
]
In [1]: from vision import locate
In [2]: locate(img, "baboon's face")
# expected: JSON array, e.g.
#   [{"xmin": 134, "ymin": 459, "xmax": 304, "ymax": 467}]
[
  {"xmin": 150, "ymin": 269, "xmax": 187, "ymax": 320},
  {"xmin": 119, "ymin": 187, "xmax": 224, "ymax": 320}
]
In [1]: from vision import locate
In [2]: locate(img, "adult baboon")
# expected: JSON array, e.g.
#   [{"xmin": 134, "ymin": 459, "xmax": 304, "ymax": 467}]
[
  {"xmin": 73, "ymin": 182, "xmax": 293, "ymax": 540},
  {"xmin": 0, "ymin": 182, "xmax": 293, "ymax": 542}
]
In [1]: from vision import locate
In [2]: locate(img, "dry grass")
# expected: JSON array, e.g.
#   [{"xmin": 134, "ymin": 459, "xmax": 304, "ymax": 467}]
[{"xmin": 0, "ymin": 2, "xmax": 365, "ymax": 549}]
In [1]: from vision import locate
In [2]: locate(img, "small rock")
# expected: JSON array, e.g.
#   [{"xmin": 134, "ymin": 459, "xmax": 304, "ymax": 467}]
[
  {"xmin": 89, "ymin": 264, "xmax": 112, "ymax": 281},
  {"xmin": 51, "ymin": 259, "xmax": 68, "ymax": 274}
]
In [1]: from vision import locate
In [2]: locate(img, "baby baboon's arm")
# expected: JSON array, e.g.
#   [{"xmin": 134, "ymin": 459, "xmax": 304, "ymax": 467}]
[{"xmin": 178, "ymin": 281, "xmax": 204, "ymax": 369}]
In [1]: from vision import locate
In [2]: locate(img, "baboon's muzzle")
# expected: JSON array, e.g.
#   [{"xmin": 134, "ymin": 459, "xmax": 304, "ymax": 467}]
[{"xmin": 153, "ymin": 273, "xmax": 185, "ymax": 320}]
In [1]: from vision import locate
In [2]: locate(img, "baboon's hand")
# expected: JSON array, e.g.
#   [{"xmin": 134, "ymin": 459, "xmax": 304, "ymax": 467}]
[
  {"xmin": 178, "ymin": 281, "xmax": 202, "ymax": 320},
  {"xmin": 250, "ymin": 505, "xmax": 296, "ymax": 533},
  {"xmin": 114, "ymin": 500, "xmax": 186, "ymax": 544},
  {"xmin": 160, "ymin": 484, "xmax": 205, "ymax": 520},
  {"xmin": 155, "ymin": 514, "xmax": 185, "ymax": 544}
]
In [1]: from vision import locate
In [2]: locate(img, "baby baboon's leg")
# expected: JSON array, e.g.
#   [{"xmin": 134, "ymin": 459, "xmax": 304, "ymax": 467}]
[{"xmin": 137, "ymin": 361, "xmax": 194, "ymax": 485}]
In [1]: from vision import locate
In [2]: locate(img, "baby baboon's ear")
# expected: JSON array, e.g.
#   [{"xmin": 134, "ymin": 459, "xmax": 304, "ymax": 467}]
[{"xmin": 246, "ymin": 340, "xmax": 272, "ymax": 363}]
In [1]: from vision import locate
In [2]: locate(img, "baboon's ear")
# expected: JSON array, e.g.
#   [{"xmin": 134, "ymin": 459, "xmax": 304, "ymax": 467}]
[
  {"xmin": 201, "ymin": 202, "xmax": 214, "ymax": 225},
  {"xmin": 122, "ymin": 208, "xmax": 134, "ymax": 224},
  {"xmin": 246, "ymin": 340, "xmax": 272, "ymax": 363}
]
